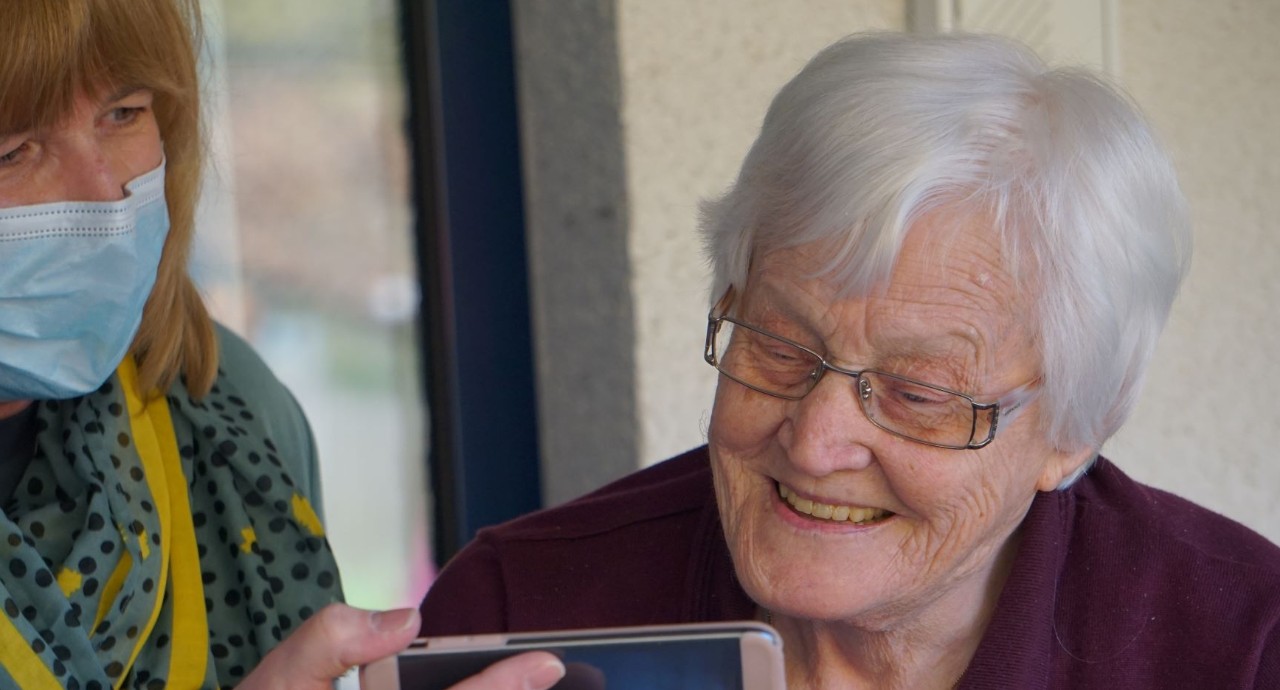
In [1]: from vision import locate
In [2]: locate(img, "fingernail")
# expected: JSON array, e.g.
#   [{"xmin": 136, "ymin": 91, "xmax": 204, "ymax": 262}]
[
  {"xmin": 371, "ymin": 607, "xmax": 418, "ymax": 633},
  {"xmin": 524, "ymin": 658, "xmax": 566, "ymax": 690}
]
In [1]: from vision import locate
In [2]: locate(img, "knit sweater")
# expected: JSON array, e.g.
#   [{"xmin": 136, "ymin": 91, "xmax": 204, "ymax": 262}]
[{"xmin": 421, "ymin": 446, "xmax": 1280, "ymax": 688}]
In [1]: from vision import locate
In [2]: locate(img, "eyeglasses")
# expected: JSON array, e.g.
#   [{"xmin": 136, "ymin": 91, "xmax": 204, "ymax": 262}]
[{"xmin": 703, "ymin": 294, "xmax": 1033, "ymax": 450}]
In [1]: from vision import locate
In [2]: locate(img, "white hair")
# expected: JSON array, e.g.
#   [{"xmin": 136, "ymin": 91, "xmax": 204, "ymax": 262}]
[{"xmin": 700, "ymin": 32, "xmax": 1191, "ymax": 465}]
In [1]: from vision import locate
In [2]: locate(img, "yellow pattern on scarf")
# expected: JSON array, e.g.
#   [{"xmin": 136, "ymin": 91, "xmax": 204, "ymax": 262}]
[
  {"xmin": 0, "ymin": 613, "xmax": 61, "ymax": 688},
  {"xmin": 118, "ymin": 357, "xmax": 209, "ymax": 688}
]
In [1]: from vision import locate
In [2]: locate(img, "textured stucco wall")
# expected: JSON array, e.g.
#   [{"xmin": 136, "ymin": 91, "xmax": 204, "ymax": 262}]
[
  {"xmin": 516, "ymin": 0, "xmax": 1280, "ymax": 543},
  {"xmin": 1100, "ymin": 0, "xmax": 1280, "ymax": 542},
  {"xmin": 511, "ymin": 2, "xmax": 639, "ymax": 505}
]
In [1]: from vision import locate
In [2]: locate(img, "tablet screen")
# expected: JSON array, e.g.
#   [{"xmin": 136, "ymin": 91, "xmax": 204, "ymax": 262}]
[{"xmin": 398, "ymin": 635, "xmax": 744, "ymax": 690}]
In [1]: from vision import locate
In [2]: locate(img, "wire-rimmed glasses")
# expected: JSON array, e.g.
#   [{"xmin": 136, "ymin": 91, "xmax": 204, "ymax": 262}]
[{"xmin": 703, "ymin": 295, "xmax": 1033, "ymax": 450}]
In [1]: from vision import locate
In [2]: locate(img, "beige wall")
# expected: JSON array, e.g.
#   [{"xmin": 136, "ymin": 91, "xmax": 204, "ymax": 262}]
[
  {"xmin": 516, "ymin": 1, "xmax": 1280, "ymax": 543},
  {"xmin": 1101, "ymin": 0, "xmax": 1280, "ymax": 541}
]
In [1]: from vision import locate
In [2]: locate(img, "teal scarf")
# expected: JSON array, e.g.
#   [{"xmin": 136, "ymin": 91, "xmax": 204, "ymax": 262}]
[{"xmin": 0, "ymin": 358, "xmax": 342, "ymax": 688}]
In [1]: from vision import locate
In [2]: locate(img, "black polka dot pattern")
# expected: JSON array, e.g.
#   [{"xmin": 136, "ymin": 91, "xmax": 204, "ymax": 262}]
[{"xmin": 1, "ymin": 365, "xmax": 342, "ymax": 687}]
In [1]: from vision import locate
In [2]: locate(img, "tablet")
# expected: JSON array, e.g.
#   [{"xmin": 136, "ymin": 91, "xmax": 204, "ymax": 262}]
[{"xmin": 360, "ymin": 621, "xmax": 786, "ymax": 690}]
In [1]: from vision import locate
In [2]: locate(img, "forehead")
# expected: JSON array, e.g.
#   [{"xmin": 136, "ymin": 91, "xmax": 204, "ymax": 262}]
[{"xmin": 746, "ymin": 211, "xmax": 1034, "ymax": 383}]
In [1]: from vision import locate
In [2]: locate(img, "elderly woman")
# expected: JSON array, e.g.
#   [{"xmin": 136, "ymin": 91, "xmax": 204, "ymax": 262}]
[
  {"xmin": 0, "ymin": 1, "xmax": 563, "ymax": 688},
  {"xmin": 421, "ymin": 32, "xmax": 1280, "ymax": 688}
]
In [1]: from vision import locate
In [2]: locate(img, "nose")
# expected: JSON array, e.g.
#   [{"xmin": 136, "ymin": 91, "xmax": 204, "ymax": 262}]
[
  {"xmin": 776, "ymin": 372, "xmax": 879, "ymax": 476},
  {"xmin": 52, "ymin": 137, "xmax": 131, "ymax": 203}
]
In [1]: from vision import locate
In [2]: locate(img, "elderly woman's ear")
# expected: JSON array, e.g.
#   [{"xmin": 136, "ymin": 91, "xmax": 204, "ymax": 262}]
[{"xmin": 1035, "ymin": 446, "xmax": 1098, "ymax": 493}]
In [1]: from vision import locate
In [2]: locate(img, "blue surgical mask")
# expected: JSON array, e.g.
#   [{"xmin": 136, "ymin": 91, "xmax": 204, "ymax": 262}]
[{"xmin": 0, "ymin": 160, "xmax": 170, "ymax": 401}]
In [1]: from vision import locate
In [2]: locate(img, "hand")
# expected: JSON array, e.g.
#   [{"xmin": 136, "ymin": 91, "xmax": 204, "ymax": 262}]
[
  {"xmin": 238, "ymin": 603, "xmax": 421, "ymax": 690},
  {"xmin": 237, "ymin": 603, "xmax": 567, "ymax": 690}
]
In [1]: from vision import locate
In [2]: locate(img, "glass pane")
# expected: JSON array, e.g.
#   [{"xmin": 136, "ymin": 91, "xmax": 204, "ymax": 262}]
[{"xmin": 193, "ymin": 0, "xmax": 431, "ymax": 610}]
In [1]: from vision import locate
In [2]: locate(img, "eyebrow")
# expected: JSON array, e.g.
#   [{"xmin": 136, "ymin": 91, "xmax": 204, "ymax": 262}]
[
  {"xmin": 742, "ymin": 278, "xmax": 827, "ymax": 324},
  {"xmin": 103, "ymin": 84, "xmax": 149, "ymax": 104},
  {"xmin": 871, "ymin": 330, "xmax": 985, "ymax": 391},
  {"xmin": 0, "ymin": 85, "xmax": 152, "ymax": 139},
  {"xmin": 748, "ymin": 278, "xmax": 984, "ymax": 371},
  {"xmin": 877, "ymin": 338, "xmax": 979, "ymax": 373}
]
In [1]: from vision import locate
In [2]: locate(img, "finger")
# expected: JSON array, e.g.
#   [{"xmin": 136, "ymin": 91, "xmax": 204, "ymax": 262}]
[
  {"xmin": 241, "ymin": 603, "xmax": 420, "ymax": 689},
  {"xmin": 562, "ymin": 661, "xmax": 607, "ymax": 690},
  {"xmin": 447, "ymin": 651, "xmax": 566, "ymax": 690}
]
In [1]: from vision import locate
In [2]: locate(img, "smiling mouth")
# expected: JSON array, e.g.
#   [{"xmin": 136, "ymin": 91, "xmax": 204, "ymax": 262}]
[{"xmin": 777, "ymin": 483, "xmax": 893, "ymax": 525}]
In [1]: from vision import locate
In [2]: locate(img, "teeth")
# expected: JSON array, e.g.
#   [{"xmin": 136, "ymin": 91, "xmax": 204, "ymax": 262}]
[{"xmin": 778, "ymin": 483, "xmax": 890, "ymax": 524}]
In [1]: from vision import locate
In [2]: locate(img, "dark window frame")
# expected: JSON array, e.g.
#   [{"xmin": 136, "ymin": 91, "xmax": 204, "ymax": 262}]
[{"xmin": 400, "ymin": 0, "xmax": 542, "ymax": 564}]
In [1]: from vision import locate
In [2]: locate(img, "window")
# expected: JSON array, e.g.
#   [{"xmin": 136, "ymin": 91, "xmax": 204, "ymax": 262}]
[{"xmin": 193, "ymin": 0, "xmax": 431, "ymax": 609}]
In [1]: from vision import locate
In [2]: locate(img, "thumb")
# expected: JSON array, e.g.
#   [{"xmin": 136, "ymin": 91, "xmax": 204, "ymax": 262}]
[{"xmin": 240, "ymin": 603, "xmax": 420, "ymax": 689}]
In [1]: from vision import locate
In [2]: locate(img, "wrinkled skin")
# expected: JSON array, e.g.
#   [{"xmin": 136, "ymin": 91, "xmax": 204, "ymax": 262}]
[{"xmin": 709, "ymin": 212, "xmax": 1092, "ymax": 689}]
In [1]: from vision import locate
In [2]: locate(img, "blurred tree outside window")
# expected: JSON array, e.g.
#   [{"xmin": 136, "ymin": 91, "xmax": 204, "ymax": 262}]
[{"xmin": 191, "ymin": 0, "xmax": 432, "ymax": 609}]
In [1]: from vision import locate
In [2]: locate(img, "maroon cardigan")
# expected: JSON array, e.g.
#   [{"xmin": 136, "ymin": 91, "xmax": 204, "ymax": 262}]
[{"xmin": 420, "ymin": 447, "xmax": 1280, "ymax": 688}]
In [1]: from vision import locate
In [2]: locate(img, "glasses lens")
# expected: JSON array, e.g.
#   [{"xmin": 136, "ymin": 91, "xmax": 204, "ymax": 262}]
[
  {"xmin": 711, "ymin": 320, "xmax": 822, "ymax": 399},
  {"xmin": 705, "ymin": 317, "xmax": 991, "ymax": 449},
  {"xmin": 860, "ymin": 371, "xmax": 976, "ymax": 448}
]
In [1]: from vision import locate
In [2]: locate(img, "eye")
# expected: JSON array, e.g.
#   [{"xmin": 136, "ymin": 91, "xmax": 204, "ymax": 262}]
[
  {"xmin": 105, "ymin": 105, "xmax": 146, "ymax": 127},
  {"xmin": 907, "ymin": 388, "xmax": 947, "ymax": 404},
  {"xmin": 748, "ymin": 334, "xmax": 813, "ymax": 370},
  {"xmin": 764, "ymin": 343, "xmax": 805, "ymax": 364},
  {"xmin": 0, "ymin": 140, "xmax": 30, "ymax": 167},
  {"xmin": 107, "ymin": 107, "xmax": 137, "ymax": 124},
  {"xmin": 900, "ymin": 389, "xmax": 944, "ymax": 404},
  {"xmin": 100, "ymin": 88, "xmax": 155, "ymax": 129},
  {"xmin": 884, "ymin": 379, "xmax": 949, "ymax": 406}
]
